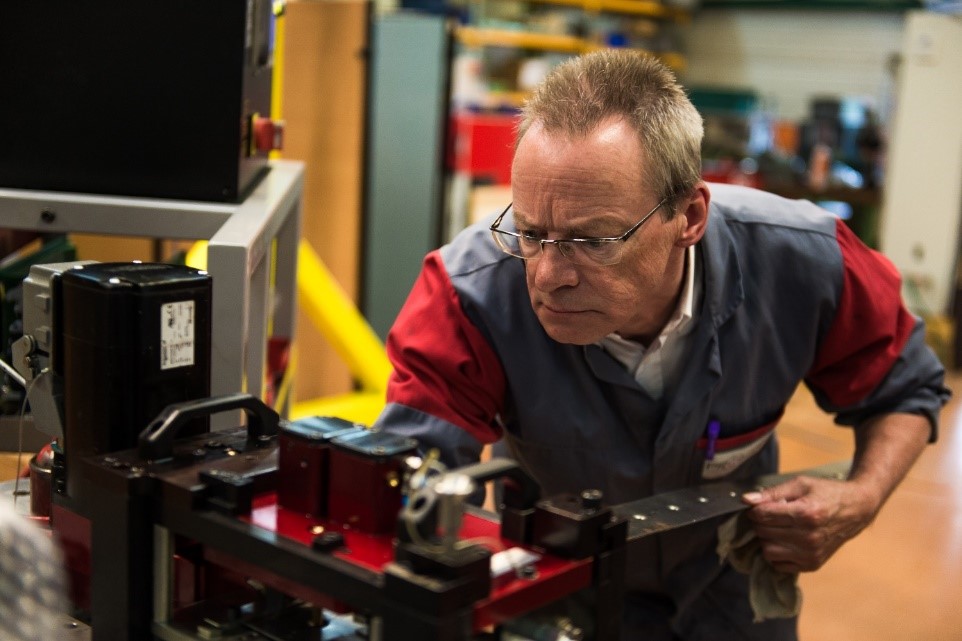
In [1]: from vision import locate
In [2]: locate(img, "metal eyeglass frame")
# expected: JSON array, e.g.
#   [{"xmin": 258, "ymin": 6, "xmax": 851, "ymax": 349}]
[{"xmin": 489, "ymin": 197, "xmax": 669, "ymax": 266}]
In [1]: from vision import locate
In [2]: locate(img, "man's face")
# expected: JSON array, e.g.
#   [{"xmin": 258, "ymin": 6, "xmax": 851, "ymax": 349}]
[{"xmin": 510, "ymin": 118, "xmax": 690, "ymax": 345}]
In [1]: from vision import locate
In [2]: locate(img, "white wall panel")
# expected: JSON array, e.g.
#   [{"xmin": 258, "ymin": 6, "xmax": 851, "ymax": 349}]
[
  {"xmin": 879, "ymin": 12, "xmax": 962, "ymax": 315},
  {"xmin": 680, "ymin": 10, "xmax": 904, "ymax": 121}
]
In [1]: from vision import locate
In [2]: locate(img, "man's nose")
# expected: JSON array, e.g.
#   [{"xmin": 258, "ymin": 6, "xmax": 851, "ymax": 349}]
[{"xmin": 531, "ymin": 242, "xmax": 578, "ymax": 290}]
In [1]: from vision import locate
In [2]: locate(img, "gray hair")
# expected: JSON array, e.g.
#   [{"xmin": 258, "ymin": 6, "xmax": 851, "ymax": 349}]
[{"xmin": 517, "ymin": 50, "xmax": 703, "ymax": 214}]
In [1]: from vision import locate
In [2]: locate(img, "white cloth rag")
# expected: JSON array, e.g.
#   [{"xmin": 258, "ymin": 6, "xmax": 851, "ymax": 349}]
[{"xmin": 717, "ymin": 513, "xmax": 802, "ymax": 622}]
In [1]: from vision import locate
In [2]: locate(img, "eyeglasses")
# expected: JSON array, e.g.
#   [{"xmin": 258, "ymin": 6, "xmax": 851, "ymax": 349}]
[{"xmin": 489, "ymin": 198, "xmax": 668, "ymax": 266}]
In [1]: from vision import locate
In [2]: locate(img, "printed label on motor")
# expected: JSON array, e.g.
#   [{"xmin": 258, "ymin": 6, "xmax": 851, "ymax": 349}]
[{"xmin": 160, "ymin": 300, "xmax": 195, "ymax": 370}]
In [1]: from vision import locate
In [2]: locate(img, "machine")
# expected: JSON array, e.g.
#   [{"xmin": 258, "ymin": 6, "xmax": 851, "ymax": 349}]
[
  {"xmin": 5, "ymin": 259, "xmax": 630, "ymax": 641},
  {"xmin": 2, "ymin": 260, "xmax": 844, "ymax": 641},
  {"xmin": 0, "ymin": 0, "xmax": 277, "ymax": 202}
]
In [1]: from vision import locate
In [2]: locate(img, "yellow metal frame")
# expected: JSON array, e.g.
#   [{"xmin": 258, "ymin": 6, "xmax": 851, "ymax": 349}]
[
  {"xmin": 186, "ymin": 239, "xmax": 391, "ymax": 426},
  {"xmin": 291, "ymin": 240, "xmax": 392, "ymax": 424}
]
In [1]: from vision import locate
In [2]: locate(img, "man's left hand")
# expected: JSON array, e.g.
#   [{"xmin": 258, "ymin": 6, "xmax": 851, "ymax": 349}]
[{"xmin": 741, "ymin": 475, "xmax": 881, "ymax": 573}]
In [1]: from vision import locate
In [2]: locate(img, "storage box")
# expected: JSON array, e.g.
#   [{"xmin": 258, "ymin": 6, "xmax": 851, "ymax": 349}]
[{"xmin": 449, "ymin": 112, "xmax": 520, "ymax": 185}]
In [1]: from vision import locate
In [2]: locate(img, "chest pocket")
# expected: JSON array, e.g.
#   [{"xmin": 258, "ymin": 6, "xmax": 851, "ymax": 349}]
[{"xmin": 694, "ymin": 411, "xmax": 782, "ymax": 480}]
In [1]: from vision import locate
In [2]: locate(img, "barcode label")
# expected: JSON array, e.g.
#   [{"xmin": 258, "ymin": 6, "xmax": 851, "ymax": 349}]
[{"xmin": 160, "ymin": 300, "xmax": 195, "ymax": 370}]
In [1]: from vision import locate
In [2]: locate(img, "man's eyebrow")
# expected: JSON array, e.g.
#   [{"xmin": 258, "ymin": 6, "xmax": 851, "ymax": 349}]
[
  {"xmin": 512, "ymin": 209, "xmax": 624, "ymax": 236},
  {"xmin": 509, "ymin": 207, "xmax": 524, "ymax": 221},
  {"xmin": 510, "ymin": 210, "xmax": 538, "ymax": 229},
  {"xmin": 571, "ymin": 219, "xmax": 621, "ymax": 237}
]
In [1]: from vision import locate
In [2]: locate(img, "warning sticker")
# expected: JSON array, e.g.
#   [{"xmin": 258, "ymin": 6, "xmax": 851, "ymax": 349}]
[{"xmin": 160, "ymin": 300, "xmax": 196, "ymax": 370}]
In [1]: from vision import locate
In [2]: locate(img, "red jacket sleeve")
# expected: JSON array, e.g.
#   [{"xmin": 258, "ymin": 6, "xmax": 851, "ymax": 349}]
[
  {"xmin": 385, "ymin": 251, "xmax": 505, "ymax": 444},
  {"xmin": 806, "ymin": 219, "xmax": 916, "ymax": 407}
]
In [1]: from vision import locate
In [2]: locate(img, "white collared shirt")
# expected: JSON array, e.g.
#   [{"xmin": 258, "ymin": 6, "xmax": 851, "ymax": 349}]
[{"xmin": 598, "ymin": 246, "xmax": 701, "ymax": 399}]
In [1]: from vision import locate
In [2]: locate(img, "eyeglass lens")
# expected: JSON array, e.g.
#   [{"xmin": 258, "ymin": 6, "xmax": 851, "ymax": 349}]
[{"xmin": 493, "ymin": 230, "xmax": 624, "ymax": 265}]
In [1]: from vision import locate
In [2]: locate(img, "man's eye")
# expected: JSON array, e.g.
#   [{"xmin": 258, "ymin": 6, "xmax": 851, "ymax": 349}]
[
  {"xmin": 583, "ymin": 238, "xmax": 609, "ymax": 249},
  {"xmin": 518, "ymin": 229, "xmax": 543, "ymax": 241}
]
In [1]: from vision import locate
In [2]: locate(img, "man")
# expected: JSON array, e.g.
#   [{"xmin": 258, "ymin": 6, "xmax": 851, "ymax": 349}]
[{"xmin": 375, "ymin": 50, "xmax": 949, "ymax": 639}]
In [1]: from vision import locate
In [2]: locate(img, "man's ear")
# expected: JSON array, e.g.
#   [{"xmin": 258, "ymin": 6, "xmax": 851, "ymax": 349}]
[{"xmin": 675, "ymin": 182, "xmax": 710, "ymax": 248}]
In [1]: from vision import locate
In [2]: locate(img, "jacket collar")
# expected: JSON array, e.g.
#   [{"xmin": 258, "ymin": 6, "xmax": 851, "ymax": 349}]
[{"xmin": 700, "ymin": 205, "xmax": 745, "ymax": 331}]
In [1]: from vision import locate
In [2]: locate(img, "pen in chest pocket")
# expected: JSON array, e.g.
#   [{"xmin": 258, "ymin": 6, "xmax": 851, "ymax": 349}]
[{"xmin": 705, "ymin": 419, "xmax": 721, "ymax": 461}]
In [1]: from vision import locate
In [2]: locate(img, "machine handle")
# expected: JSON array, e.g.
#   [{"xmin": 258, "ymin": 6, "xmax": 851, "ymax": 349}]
[
  {"xmin": 452, "ymin": 457, "xmax": 541, "ymax": 510},
  {"xmin": 138, "ymin": 393, "xmax": 280, "ymax": 460}
]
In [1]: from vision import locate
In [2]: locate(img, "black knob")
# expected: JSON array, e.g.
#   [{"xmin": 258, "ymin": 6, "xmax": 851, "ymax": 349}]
[
  {"xmin": 312, "ymin": 531, "xmax": 346, "ymax": 553},
  {"xmin": 581, "ymin": 489, "xmax": 603, "ymax": 511}
]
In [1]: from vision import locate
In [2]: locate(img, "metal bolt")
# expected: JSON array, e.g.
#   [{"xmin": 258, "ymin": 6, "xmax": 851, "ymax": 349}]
[
  {"xmin": 698, "ymin": 496, "xmax": 709, "ymax": 503},
  {"xmin": 40, "ymin": 209, "xmax": 56, "ymax": 223},
  {"xmin": 386, "ymin": 471, "xmax": 400, "ymax": 488},
  {"xmin": 580, "ymin": 488, "xmax": 603, "ymax": 511},
  {"xmin": 668, "ymin": 505, "xmax": 680, "ymax": 511},
  {"xmin": 518, "ymin": 564, "xmax": 537, "ymax": 579},
  {"xmin": 633, "ymin": 514, "xmax": 647, "ymax": 521}
]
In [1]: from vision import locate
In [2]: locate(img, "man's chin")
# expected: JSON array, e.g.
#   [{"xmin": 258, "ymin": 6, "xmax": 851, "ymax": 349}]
[{"xmin": 539, "ymin": 318, "xmax": 604, "ymax": 346}]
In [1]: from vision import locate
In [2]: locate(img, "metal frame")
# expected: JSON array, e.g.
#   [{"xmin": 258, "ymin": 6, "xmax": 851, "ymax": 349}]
[{"xmin": 1, "ymin": 160, "xmax": 303, "ymax": 427}]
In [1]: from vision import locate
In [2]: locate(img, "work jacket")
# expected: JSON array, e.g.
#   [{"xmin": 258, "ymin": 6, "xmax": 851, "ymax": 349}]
[{"xmin": 375, "ymin": 183, "xmax": 949, "ymax": 617}]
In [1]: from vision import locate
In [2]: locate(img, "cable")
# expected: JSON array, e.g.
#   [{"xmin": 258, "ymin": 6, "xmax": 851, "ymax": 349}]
[{"xmin": 11, "ymin": 368, "xmax": 49, "ymax": 509}]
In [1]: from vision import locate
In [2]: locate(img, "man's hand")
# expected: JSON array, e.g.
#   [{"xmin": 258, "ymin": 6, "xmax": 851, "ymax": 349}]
[
  {"xmin": 742, "ymin": 411, "xmax": 931, "ymax": 574},
  {"xmin": 741, "ymin": 475, "xmax": 880, "ymax": 573}
]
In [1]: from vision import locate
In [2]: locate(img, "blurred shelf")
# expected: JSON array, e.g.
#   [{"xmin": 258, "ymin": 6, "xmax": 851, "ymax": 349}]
[
  {"xmin": 528, "ymin": 0, "xmax": 691, "ymax": 20},
  {"xmin": 457, "ymin": 26, "xmax": 587, "ymax": 52},
  {"xmin": 486, "ymin": 90, "xmax": 529, "ymax": 108},
  {"xmin": 455, "ymin": 26, "xmax": 687, "ymax": 70}
]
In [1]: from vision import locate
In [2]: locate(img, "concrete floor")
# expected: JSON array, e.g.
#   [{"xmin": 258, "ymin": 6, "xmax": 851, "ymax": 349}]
[{"xmin": 1, "ymin": 373, "xmax": 960, "ymax": 640}]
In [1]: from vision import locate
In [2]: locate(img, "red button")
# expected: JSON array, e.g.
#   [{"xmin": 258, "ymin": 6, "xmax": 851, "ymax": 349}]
[{"xmin": 253, "ymin": 116, "xmax": 284, "ymax": 152}]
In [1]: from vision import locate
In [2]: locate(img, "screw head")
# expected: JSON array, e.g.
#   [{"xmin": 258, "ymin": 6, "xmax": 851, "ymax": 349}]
[{"xmin": 580, "ymin": 488, "xmax": 603, "ymax": 511}]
